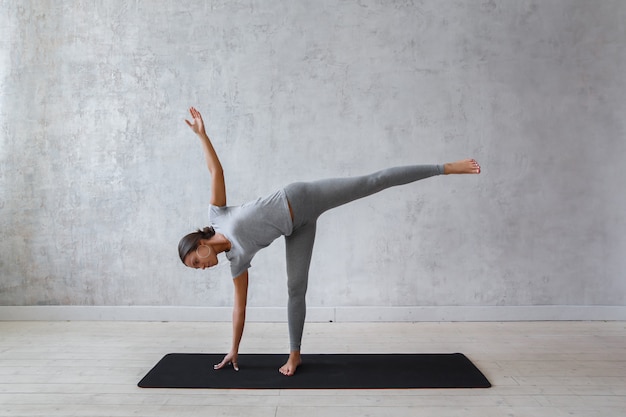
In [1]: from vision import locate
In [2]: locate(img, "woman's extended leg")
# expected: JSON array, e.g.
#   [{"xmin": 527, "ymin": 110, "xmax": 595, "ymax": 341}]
[
  {"xmin": 286, "ymin": 161, "xmax": 479, "ymax": 227},
  {"xmin": 286, "ymin": 164, "xmax": 444, "ymax": 228}
]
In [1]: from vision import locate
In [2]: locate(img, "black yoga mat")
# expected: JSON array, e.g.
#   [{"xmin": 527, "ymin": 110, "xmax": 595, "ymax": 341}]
[{"xmin": 138, "ymin": 353, "xmax": 491, "ymax": 389}]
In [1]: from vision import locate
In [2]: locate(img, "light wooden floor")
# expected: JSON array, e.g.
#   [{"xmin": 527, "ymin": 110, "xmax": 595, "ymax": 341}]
[{"xmin": 0, "ymin": 321, "xmax": 625, "ymax": 417}]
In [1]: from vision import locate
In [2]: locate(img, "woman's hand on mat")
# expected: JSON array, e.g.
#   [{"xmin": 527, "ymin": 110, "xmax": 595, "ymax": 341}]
[
  {"xmin": 185, "ymin": 107, "xmax": 206, "ymax": 136},
  {"xmin": 214, "ymin": 351, "xmax": 239, "ymax": 371}
]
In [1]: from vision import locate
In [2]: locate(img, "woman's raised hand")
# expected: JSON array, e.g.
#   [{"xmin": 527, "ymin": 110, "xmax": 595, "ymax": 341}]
[{"xmin": 185, "ymin": 106, "xmax": 206, "ymax": 136}]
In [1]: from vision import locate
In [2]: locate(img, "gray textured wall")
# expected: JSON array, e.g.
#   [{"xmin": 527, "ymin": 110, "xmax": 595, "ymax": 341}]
[{"xmin": 1, "ymin": 0, "xmax": 625, "ymax": 310}]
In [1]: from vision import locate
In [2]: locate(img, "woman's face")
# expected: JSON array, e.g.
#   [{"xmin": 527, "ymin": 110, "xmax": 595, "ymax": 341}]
[{"xmin": 184, "ymin": 241, "xmax": 218, "ymax": 269}]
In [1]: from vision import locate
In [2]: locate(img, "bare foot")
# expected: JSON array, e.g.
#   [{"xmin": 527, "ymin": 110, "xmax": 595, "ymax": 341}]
[
  {"xmin": 443, "ymin": 159, "xmax": 481, "ymax": 174},
  {"xmin": 279, "ymin": 351, "xmax": 302, "ymax": 376}
]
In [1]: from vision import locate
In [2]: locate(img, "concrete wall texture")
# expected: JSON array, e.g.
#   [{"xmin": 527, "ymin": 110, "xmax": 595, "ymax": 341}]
[{"xmin": 1, "ymin": 0, "xmax": 625, "ymax": 312}]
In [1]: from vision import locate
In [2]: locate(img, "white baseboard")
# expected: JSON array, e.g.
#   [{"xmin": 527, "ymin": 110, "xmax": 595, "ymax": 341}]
[{"xmin": 1, "ymin": 305, "xmax": 625, "ymax": 322}]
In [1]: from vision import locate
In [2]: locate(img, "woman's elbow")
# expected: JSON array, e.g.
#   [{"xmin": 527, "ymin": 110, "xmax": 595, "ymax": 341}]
[{"xmin": 233, "ymin": 306, "xmax": 246, "ymax": 317}]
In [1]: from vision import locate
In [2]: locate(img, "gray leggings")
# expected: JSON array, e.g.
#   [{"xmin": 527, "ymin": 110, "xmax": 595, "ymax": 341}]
[{"xmin": 282, "ymin": 164, "xmax": 444, "ymax": 351}]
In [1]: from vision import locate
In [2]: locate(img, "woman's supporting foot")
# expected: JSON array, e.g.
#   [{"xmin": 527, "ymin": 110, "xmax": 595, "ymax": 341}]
[
  {"xmin": 279, "ymin": 351, "xmax": 302, "ymax": 376},
  {"xmin": 443, "ymin": 159, "xmax": 481, "ymax": 175}
]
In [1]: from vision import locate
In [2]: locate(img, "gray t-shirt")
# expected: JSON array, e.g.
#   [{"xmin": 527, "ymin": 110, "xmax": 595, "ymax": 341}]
[{"xmin": 209, "ymin": 188, "xmax": 293, "ymax": 278}]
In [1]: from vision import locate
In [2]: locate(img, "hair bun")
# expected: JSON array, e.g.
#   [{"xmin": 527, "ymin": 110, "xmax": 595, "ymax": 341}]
[{"xmin": 200, "ymin": 226, "xmax": 215, "ymax": 236}]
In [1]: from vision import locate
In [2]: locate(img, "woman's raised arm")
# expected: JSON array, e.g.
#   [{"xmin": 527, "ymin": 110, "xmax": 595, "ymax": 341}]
[{"xmin": 185, "ymin": 107, "xmax": 226, "ymax": 207}]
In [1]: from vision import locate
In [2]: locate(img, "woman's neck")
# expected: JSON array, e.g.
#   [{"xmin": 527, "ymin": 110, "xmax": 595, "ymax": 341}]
[{"xmin": 213, "ymin": 233, "xmax": 232, "ymax": 253}]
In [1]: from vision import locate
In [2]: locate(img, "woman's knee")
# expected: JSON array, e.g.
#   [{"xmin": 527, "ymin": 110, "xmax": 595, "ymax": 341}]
[{"xmin": 287, "ymin": 278, "xmax": 308, "ymax": 299}]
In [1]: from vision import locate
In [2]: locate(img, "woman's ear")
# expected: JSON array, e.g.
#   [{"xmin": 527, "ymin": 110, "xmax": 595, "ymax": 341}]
[{"xmin": 198, "ymin": 237, "xmax": 213, "ymax": 246}]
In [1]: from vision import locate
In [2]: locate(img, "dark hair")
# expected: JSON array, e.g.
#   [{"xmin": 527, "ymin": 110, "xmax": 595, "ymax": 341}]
[{"xmin": 178, "ymin": 226, "xmax": 216, "ymax": 264}]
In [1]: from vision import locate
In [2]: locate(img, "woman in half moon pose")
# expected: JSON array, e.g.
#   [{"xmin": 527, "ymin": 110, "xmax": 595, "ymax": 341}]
[{"xmin": 178, "ymin": 107, "xmax": 481, "ymax": 376}]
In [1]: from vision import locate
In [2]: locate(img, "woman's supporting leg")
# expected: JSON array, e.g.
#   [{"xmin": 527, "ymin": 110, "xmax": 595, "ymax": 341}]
[
  {"xmin": 285, "ymin": 221, "xmax": 317, "ymax": 351},
  {"xmin": 281, "ymin": 221, "xmax": 317, "ymax": 375}
]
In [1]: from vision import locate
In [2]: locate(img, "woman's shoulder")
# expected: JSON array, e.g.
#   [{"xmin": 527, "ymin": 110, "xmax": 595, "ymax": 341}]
[{"xmin": 208, "ymin": 204, "xmax": 231, "ymax": 220}]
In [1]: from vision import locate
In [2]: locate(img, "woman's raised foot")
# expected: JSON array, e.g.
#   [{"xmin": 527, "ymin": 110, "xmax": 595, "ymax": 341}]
[{"xmin": 443, "ymin": 159, "xmax": 481, "ymax": 174}]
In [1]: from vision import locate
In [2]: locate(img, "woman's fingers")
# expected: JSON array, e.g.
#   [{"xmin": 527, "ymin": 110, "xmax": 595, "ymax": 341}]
[
  {"xmin": 188, "ymin": 107, "xmax": 202, "ymax": 123},
  {"xmin": 213, "ymin": 360, "xmax": 239, "ymax": 371},
  {"xmin": 185, "ymin": 107, "xmax": 205, "ymax": 135}
]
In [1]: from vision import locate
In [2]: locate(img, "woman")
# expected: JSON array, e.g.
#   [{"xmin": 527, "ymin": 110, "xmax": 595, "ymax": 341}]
[{"xmin": 178, "ymin": 107, "xmax": 481, "ymax": 376}]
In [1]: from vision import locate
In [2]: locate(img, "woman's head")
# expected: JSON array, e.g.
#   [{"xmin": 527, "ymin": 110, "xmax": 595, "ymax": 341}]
[{"xmin": 178, "ymin": 226, "xmax": 216, "ymax": 268}]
